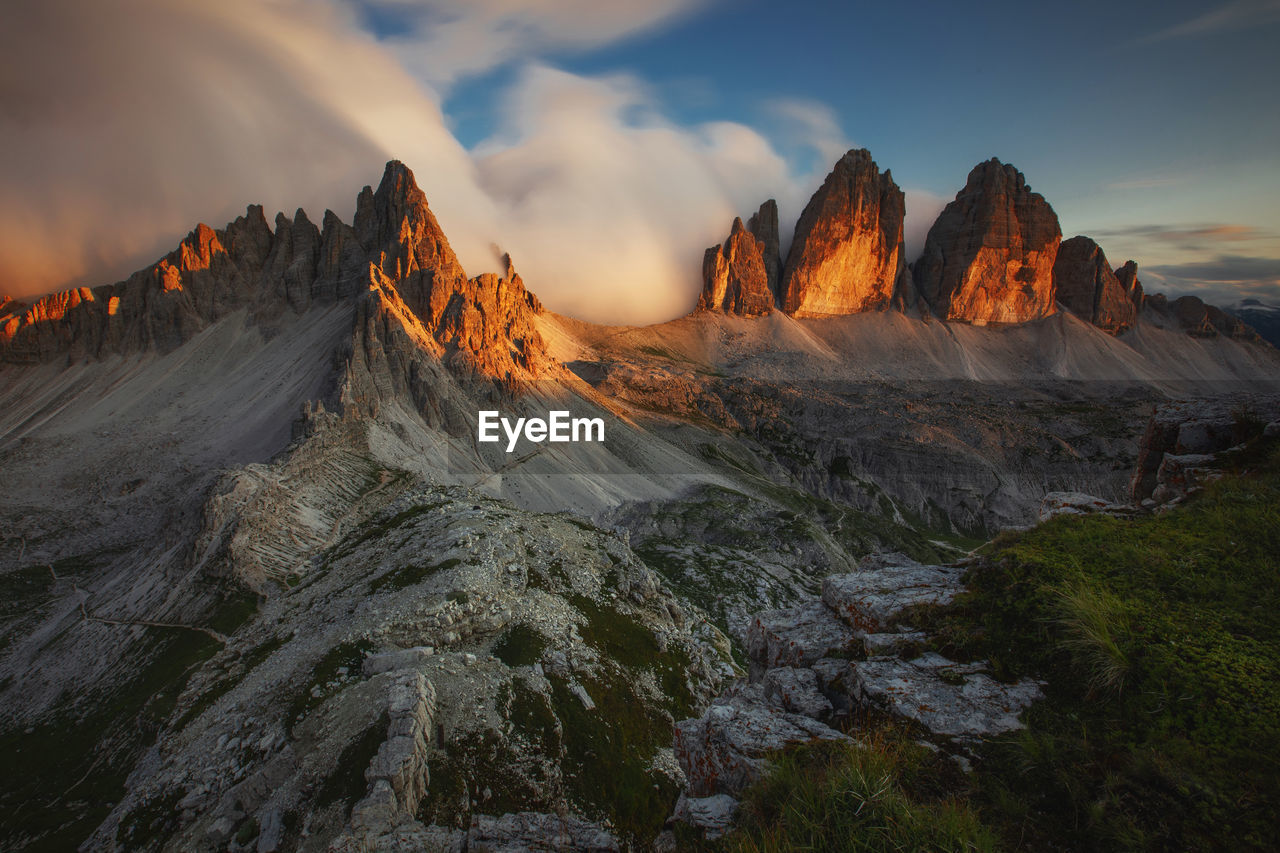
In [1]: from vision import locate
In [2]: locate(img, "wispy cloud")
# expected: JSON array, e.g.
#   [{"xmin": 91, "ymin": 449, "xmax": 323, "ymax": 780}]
[
  {"xmin": 761, "ymin": 98, "xmax": 852, "ymax": 174},
  {"xmin": 1138, "ymin": 0, "xmax": 1280, "ymax": 44},
  {"xmin": 1094, "ymin": 223, "xmax": 1268, "ymax": 244},
  {"xmin": 355, "ymin": 0, "xmax": 711, "ymax": 92},
  {"xmin": 1147, "ymin": 254, "xmax": 1280, "ymax": 283}
]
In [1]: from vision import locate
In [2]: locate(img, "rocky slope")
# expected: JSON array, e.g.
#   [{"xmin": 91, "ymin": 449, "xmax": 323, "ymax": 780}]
[
  {"xmin": 914, "ymin": 158, "xmax": 1062, "ymax": 326},
  {"xmin": 779, "ymin": 149, "xmax": 909, "ymax": 317}
]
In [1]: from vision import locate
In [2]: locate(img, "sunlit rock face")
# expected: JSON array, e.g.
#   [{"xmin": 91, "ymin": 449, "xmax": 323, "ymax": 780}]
[
  {"xmin": 1053, "ymin": 236, "xmax": 1137, "ymax": 335},
  {"xmin": 698, "ymin": 216, "xmax": 774, "ymax": 316},
  {"xmin": 914, "ymin": 159, "xmax": 1061, "ymax": 326},
  {"xmin": 779, "ymin": 149, "xmax": 908, "ymax": 318}
]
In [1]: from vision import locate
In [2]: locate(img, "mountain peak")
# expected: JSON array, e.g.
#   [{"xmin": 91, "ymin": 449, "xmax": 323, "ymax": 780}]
[
  {"xmin": 915, "ymin": 158, "xmax": 1061, "ymax": 325},
  {"xmin": 779, "ymin": 148, "xmax": 907, "ymax": 317}
]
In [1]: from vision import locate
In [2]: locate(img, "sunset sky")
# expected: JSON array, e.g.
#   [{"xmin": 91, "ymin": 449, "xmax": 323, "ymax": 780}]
[{"xmin": 2, "ymin": 0, "xmax": 1278, "ymax": 323}]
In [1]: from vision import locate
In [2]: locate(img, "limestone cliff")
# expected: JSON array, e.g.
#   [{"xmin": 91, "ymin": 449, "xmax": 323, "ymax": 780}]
[
  {"xmin": 915, "ymin": 159, "xmax": 1061, "ymax": 325},
  {"xmin": 780, "ymin": 150, "xmax": 907, "ymax": 317},
  {"xmin": 1053, "ymin": 236, "xmax": 1137, "ymax": 334},
  {"xmin": 698, "ymin": 217, "xmax": 774, "ymax": 316}
]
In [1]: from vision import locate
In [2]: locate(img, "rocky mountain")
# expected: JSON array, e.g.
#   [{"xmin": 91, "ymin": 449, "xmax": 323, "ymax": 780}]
[
  {"xmin": 1114, "ymin": 260, "xmax": 1145, "ymax": 310},
  {"xmin": 914, "ymin": 158, "xmax": 1062, "ymax": 326},
  {"xmin": 1232, "ymin": 299, "xmax": 1280, "ymax": 348},
  {"xmin": 748, "ymin": 199, "xmax": 783, "ymax": 298},
  {"xmin": 0, "ymin": 161, "xmax": 549, "ymax": 383},
  {"xmin": 697, "ymin": 217, "xmax": 774, "ymax": 316},
  {"xmin": 1053, "ymin": 236, "xmax": 1137, "ymax": 334},
  {"xmin": 1144, "ymin": 292, "xmax": 1260, "ymax": 341},
  {"xmin": 779, "ymin": 149, "xmax": 908, "ymax": 317}
]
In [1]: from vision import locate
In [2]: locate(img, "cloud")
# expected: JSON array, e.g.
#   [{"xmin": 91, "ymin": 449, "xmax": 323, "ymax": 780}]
[
  {"xmin": 0, "ymin": 0, "xmax": 494, "ymax": 298},
  {"xmin": 1147, "ymin": 254, "xmax": 1280, "ymax": 283},
  {"xmin": 761, "ymin": 98, "xmax": 851, "ymax": 174},
  {"xmin": 1138, "ymin": 0, "xmax": 1280, "ymax": 43},
  {"xmin": 1092, "ymin": 223, "xmax": 1269, "ymax": 247},
  {"xmin": 903, "ymin": 190, "xmax": 946, "ymax": 263},
  {"xmin": 473, "ymin": 66, "xmax": 796, "ymax": 324},
  {"xmin": 353, "ymin": 0, "xmax": 709, "ymax": 91}
]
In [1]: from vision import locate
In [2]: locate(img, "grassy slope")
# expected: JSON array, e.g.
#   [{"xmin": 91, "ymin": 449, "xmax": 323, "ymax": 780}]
[{"xmin": 717, "ymin": 441, "xmax": 1280, "ymax": 852}]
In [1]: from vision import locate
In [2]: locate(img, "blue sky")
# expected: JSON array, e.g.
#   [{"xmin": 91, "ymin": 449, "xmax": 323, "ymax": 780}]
[{"xmin": 3, "ymin": 0, "xmax": 1278, "ymax": 321}]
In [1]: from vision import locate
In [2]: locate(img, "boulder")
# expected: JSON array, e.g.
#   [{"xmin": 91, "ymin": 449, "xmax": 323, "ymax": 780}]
[
  {"xmin": 820, "ymin": 561, "xmax": 964, "ymax": 633},
  {"xmin": 762, "ymin": 666, "xmax": 834, "ymax": 720},
  {"xmin": 674, "ymin": 683, "xmax": 849, "ymax": 797},
  {"xmin": 672, "ymin": 793, "xmax": 739, "ymax": 840},
  {"xmin": 745, "ymin": 598, "xmax": 857, "ymax": 669},
  {"xmin": 851, "ymin": 653, "xmax": 1042, "ymax": 739}
]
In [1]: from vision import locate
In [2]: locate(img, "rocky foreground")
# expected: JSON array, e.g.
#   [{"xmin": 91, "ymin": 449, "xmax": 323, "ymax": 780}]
[{"xmin": 668, "ymin": 552, "xmax": 1042, "ymax": 842}]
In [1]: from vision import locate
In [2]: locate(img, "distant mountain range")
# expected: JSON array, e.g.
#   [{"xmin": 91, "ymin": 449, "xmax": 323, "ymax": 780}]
[{"xmin": 1232, "ymin": 299, "xmax": 1280, "ymax": 348}]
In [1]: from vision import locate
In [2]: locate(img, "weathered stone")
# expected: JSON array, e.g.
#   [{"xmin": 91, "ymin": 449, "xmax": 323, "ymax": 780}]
[
  {"xmin": 851, "ymin": 653, "xmax": 1042, "ymax": 739},
  {"xmin": 762, "ymin": 666, "xmax": 833, "ymax": 720},
  {"xmin": 674, "ymin": 683, "xmax": 849, "ymax": 797},
  {"xmin": 672, "ymin": 793, "xmax": 739, "ymax": 840},
  {"xmin": 820, "ymin": 561, "xmax": 963, "ymax": 633},
  {"xmin": 915, "ymin": 159, "xmax": 1061, "ymax": 325},
  {"xmin": 1038, "ymin": 491, "xmax": 1135, "ymax": 521},
  {"xmin": 466, "ymin": 811, "xmax": 619, "ymax": 852},
  {"xmin": 746, "ymin": 598, "xmax": 857, "ymax": 668},
  {"xmin": 1053, "ymin": 236, "xmax": 1137, "ymax": 334},
  {"xmin": 780, "ymin": 149, "xmax": 908, "ymax": 317},
  {"xmin": 363, "ymin": 646, "xmax": 435, "ymax": 676}
]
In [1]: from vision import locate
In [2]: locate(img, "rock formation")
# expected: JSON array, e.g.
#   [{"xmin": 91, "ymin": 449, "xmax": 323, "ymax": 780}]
[
  {"xmin": 698, "ymin": 217, "xmax": 774, "ymax": 316},
  {"xmin": 1052, "ymin": 236, "xmax": 1137, "ymax": 334},
  {"xmin": 0, "ymin": 161, "xmax": 549, "ymax": 382},
  {"xmin": 747, "ymin": 200, "xmax": 782, "ymax": 298},
  {"xmin": 779, "ymin": 149, "xmax": 907, "ymax": 317},
  {"xmin": 914, "ymin": 159, "xmax": 1062, "ymax": 325},
  {"xmin": 1114, "ymin": 260, "xmax": 1144, "ymax": 310}
]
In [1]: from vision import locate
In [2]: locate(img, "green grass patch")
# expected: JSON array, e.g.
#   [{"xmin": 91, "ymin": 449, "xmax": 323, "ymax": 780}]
[
  {"xmin": 315, "ymin": 711, "xmax": 389, "ymax": 813},
  {"xmin": 929, "ymin": 443, "xmax": 1280, "ymax": 850},
  {"xmin": 285, "ymin": 640, "xmax": 374, "ymax": 734},
  {"xmin": 714, "ymin": 733, "xmax": 997, "ymax": 852},
  {"xmin": 0, "ymin": 626, "xmax": 219, "ymax": 851},
  {"xmin": 549, "ymin": 670, "xmax": 680, "ymax": 845},
  {"xmin": 492, "ymin": 624, "xmax": 548, "ymax": 668},
  {"xmin": 174, "ymin": 633, "xmax": 288, "ymax": 732}
]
